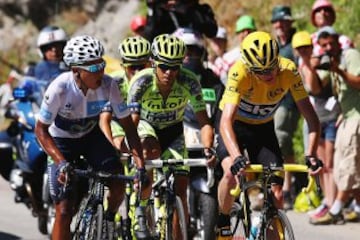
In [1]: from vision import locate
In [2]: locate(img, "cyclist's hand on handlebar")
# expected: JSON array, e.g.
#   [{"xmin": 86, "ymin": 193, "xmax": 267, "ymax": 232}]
[
  {"xmin": 230, "ymin": 155, "xmax": 249, "ymax": 176},
  {"xmin": 305, "ymin": 156, "xmax": 323, "ymax": 175},
  {"xmin": 203, "ymin": 147, "xmax": 216, "ymax": 168}
]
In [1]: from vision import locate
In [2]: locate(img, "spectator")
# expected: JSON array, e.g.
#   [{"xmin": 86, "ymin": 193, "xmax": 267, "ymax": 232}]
[
  {"xmin": 27, "ymin": 26, "xmax": 69, "ymax": 82},
  {"xmin": 309, "ymin": 26, "xmax": 360, "ymax": 225},
  {"xmin": 310, "ymin": 0, "xmax": 354, "ymax": 57},
  {"xmin": 130, "ymin": 15, "xmax": 147, "ymax": 36},
  {"xmin": 142, "ymin": 0, "xmax": 218, "ymax": 41},
  {"xmin": 292, "ymin": 31, "xmax": 340, "ymax": 220},
  {"xmin": 209, "ymin": 15, "xmax": 256, "ymax": 85},
  {"xmin": 207, "ymin": 26, "xmax": 228, "ymax": 64},
  {"xmin": 270, "ymin": 5, "xmax": 299, "ymax": 210}
]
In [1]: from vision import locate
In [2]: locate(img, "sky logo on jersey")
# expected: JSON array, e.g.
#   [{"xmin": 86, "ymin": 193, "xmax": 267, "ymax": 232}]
[
  {"xmin": 238, "ymin": 99, "xmax": 279, "ymax": 120},
  {"xmin": 40, "ymin": 108, "xmax": 52, "ymax": 121},
  {"xmin": 87, "ymin": 100, "xmax": 107, "ymax": 115}
]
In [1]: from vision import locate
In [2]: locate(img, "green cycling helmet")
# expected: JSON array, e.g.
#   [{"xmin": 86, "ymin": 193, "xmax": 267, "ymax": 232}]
[
  {"xmin": 151, "ymin": 34, "xmax": 186, "ymax": 65},
  {"xmin": 118, "ymin": 36, "xmax": 151, "ymax": 63}
]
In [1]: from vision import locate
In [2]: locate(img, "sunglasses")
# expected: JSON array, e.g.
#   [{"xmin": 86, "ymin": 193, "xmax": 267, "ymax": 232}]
[
  {"xmin": 125, "ymin": 64, "xmax": 147, "ymax": 71},
  {"xmin": 75, "ymin": 61, "xmax": 106, "ymax": 73},
  {"xmin": 157, "ymin": 64, "xmax": 180, "ymax": 71},
  {"xmin": 251, "ymin": 67, "xmax": 276, "ymax": 75}
]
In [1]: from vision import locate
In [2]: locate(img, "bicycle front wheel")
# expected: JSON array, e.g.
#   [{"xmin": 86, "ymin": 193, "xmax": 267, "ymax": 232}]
[
  {"xmin": 230, "ymin": 202, "xmax": 249, "ymax": 239},
  {"xmin": 166, "ymin": 196, "xmax": 188, "ymax": 240},
  {"xmin": 263, "ymin": 209, "xmax": 295, "ymax": 240},
  {"xmin": 87, "ymin": 204, "xmax": 104, "ymax": 240}
]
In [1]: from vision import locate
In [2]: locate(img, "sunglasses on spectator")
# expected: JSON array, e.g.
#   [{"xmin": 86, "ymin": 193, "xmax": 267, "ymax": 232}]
[
  {"xmin": 157, "ymin": 64, "xmax": 181, "ymax": 71},
  {"xmin": 124, "ymin": 63, "xmax": 147, "ymax": 71},
  {"xmin": 75, "ymin": 61, "xmax": 106, "ymax": 73}
]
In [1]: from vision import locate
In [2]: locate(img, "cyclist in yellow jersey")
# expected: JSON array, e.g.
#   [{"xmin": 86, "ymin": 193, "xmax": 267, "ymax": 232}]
[
  {"xmin": 215, "ymin": 31, "xmax": 322, "ymax": 239},
  {"xmin": 127, "ymin": 34, "xmax": 216, "ymax": 239}
]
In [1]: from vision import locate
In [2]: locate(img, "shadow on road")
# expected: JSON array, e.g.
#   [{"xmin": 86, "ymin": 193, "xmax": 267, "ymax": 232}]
[{"xmin": 0, "ymin": 232, "xmax": 21, "ymax": 240}]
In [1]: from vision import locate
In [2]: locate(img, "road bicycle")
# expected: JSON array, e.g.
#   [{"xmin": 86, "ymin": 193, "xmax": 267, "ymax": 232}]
[
  {"xmin": 66, "ymin": 165, "xmax": 135, "ymax": 240},
  {"xmin": 145, "ymin": 158, "xmax": 214, "ymax": 240},
  {"xmin": 229, "ymin": 163, "xmax": 319, "ymax": 240}
]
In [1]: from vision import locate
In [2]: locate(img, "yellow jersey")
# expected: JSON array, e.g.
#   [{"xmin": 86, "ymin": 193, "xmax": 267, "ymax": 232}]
[{"xmin": 219, "ymin": 57, "xmax": 308, "ymax": 124}]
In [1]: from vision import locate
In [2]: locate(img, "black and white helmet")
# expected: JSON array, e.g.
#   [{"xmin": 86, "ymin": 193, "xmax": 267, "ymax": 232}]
[{"xmin": 63, "ymin": 35, "xmax": 104, "ymax": 66}]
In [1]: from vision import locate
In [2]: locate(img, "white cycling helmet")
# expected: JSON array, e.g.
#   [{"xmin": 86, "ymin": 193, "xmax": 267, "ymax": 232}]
[
  {"xmin": 37, "ymin": 26, "xmax": 68, "ymax": 58},
  {"xmin": 63, "ymin": 35, "xmax": 105, "ymax": 66},
  {"xmin": 172, "ymin": 27, "xmax": 204, "ymax": 48}
]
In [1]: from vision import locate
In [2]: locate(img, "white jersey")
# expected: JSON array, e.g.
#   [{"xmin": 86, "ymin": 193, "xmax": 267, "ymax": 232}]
[{"xmin": 38, "ymin": 71, "xmax": 129, "ymax": 138}]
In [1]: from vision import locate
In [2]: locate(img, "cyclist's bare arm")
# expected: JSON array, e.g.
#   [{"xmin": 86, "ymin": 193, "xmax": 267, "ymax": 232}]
[
  {"xmin": 99, "ymin": 111, "xmax": 115, "ymax": 146},
  {"xmin": 130, "ymin": 112, "xmax": 140, "ymax": 127},
  {"xmin": 196, "ymin": 109, "xmax": 216, "ymax": 166},
  {"xmin": 35, "ymin": 120, "xmax": 65, "ymax": 165},
  {"xmin": 118, "ymin": 115, "xmax": 145, "ymax": 169},
  {"xmin": 295, "ymin": 97, "xmax": 320, "ymax": 157},
  {"xmin": 220, "ymin": 103, "xmax": 242, "ymax": 162}
]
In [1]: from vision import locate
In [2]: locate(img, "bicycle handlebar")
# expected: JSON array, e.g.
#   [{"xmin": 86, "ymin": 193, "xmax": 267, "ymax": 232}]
[
  {"xmin": 229, "ymin": 164, "xmax": 317, "ymax": 197},
  {"xmin": 145, "ymin": 158, "xmax": 215, "ymax": 188},
  {"xmin": 72, "ymin": 168, "xmax": 136, "ymax": 181}
]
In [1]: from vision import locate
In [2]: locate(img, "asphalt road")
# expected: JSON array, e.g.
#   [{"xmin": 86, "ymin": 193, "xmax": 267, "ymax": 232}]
[{"xmin": 0, "ymin": 177, "xmax": 358, "ymax": 240}]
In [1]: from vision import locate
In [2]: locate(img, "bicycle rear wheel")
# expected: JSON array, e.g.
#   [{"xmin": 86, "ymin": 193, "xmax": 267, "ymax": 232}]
[{"xmin": 263, "ymin": 209, "xmax": 295, "ymax": 240}]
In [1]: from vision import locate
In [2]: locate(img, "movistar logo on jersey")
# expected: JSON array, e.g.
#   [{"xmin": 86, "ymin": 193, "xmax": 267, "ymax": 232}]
[
  {"xmin": 40, "ymin": 108, "xmax": 52, "ymax": 121},
  {"xmin": 239, "ymin": 99, "xmax": 278, "ymax": 119},
  {"xmin": 87, "ymin": 100, "xmax": 107, "ymax": 114}
]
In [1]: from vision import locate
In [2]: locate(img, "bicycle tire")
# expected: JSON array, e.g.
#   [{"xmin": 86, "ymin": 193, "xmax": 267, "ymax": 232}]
[
  {"xmin": 72, "ymin": 196, "xmax": 90, "ymax": 240},
  {"xmin": 263, "ymin": 209, "xmax": 295, "ymax": 240},
  {"xmin": 167, "ymin": 196, "xmax": 188, "ymax": 240},
  {"xmin": 87, "ymin": 204, "xmax": 103, "ymax": 240},
  {"xmin": 197, "ymin": 192, "xmax": 217, "ymax": 240}
]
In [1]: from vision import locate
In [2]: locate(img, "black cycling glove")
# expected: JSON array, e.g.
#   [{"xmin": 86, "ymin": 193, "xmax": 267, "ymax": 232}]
[{"xmin": 230, "ymin": 155, "xmax": 248, "ymax": 175}]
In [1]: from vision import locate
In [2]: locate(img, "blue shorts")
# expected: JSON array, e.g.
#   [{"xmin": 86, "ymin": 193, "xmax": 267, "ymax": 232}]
[{"xmin": 320, "ymin": 120, "xmax": 337, "ymax": 142}]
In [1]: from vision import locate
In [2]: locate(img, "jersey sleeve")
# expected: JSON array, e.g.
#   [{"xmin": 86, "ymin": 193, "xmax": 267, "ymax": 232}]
[
  {"xmin": 109, "ymin": 78, "xmax": 130, "ymax": 119},
  {"xmin": 38, "ymin": 81, "xmax": 62, "ymax": 125},
  {"xmin": 220, "ymin": 61, "xmax": 243, "ymax": 106},
  {"xmin": 286, "ymin": 61, "xmax": 309, "ymax": 102},
  {"xmin": 188, "ymin": 76, "xmax": 206, "ymax": 113}
]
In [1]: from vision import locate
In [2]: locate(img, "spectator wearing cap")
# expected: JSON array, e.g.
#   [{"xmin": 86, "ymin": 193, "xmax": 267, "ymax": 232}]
[
  {"xmin": 292, "ymin": 30, "xmax": 340, "ymax": 221},
  {"xmin": 208, "ymin": 15, "xmax": 256, "ymax": 85},
  {"xmin": 270, "ymin": 5, "xmax": 300, "ymax": 211},
  {"xmin": 310, "ymin": 0, "xmax": 354, "ymax": 57},
  {"xmin": 309, "ymin": 26, "xmax": 360, "ymax": 225},
  {"xmin": 130, "ymin": 15, "xmax": 147, "ymax": 36}
]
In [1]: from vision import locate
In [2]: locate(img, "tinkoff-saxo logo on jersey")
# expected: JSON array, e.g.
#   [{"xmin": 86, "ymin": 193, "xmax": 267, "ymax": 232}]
[{"xmin": 144, "ymin": 111, "xmax": 177, "ymax": 122}]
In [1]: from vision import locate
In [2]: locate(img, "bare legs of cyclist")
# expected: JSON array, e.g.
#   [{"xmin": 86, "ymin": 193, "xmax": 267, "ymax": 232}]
[{"xmin": 52, "ymin": 200, "xmax": 75, "ymax": 240}]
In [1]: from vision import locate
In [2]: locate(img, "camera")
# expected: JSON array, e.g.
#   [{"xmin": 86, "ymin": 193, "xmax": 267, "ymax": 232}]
[{"xmin": 316, "ymin": 53, "xmax": 331, "ymax": 70}]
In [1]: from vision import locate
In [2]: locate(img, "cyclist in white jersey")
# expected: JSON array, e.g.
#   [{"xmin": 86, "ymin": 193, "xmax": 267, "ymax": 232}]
[{"xmin": 35, "ymin": 35, "xmax": 146, "ymax": 240}]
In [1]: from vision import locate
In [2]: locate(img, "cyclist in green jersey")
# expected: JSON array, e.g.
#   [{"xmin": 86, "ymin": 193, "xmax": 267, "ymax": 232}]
[
  {"xmin": 100, "ymin": 36, "xmax": 153, "ymax": 153},
  {"xmin": 127, "ymin": 34, "xmax": 216, "ymax": 239}
]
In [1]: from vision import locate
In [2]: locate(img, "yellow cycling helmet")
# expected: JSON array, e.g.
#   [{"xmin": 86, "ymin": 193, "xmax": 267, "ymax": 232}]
[
  {"xmin": 292, "ymin": 31, "xmax": 312, "ymax": 49},
  {"xmin": 151, "ymin": 34, "xmax": 186, "ymax": 65},
  {"xmin": 240, "ymin": 31, "xmax": 279, "ymax": 72},
  {"xmin": 118, "ymin": 36, "xmax": 151, "ymax": 63}
]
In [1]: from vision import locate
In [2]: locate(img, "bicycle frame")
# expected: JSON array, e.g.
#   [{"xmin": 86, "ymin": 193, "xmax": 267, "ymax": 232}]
[
  {"xmin": 230, "ymin": 164, "xmax": 317, "ymax": 240},
  {"xmin": 145, "ymin": 158, "xmax": 213, "ymax": 240},
  {"xmin": 70, "ymin": 167, "xmax": 135, "ymax": 240}
]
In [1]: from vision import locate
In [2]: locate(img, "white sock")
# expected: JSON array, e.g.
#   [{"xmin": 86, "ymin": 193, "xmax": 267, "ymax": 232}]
[{"xmin": 329, "ymin": 200, "xmax": 344, "ymax": 215}]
